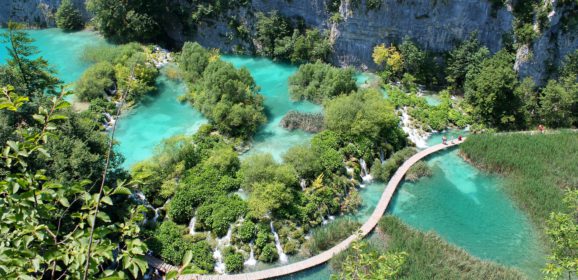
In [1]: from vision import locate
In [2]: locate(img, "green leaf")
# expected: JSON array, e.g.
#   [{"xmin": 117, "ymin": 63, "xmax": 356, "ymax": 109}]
[
  {"xmin": 101, "ymin": 196, "xmax": 113, "ymax": 205},
  {"xmin": 59, "ymin": 197, "xmax": 70, "ymax": 207},
  {"xmin": 165, "ymin": 270, "xmax": 178, "ymax": 280},
  {"xmin": 112, "ymin": 186, "xmax": 132, "ymax": 196},
  {"xmin": 182, "ymin": 250, "xmax": 193, "ymax": 268}
]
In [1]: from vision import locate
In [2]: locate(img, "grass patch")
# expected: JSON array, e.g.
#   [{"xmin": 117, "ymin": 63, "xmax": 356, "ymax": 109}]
[
  {"xmin": 302, "ymin": 219, "xmax": 360, "ymax": 256},
  {"xmin": 405, "ymin": 160, "xmax": 432, "ymax": 182},
  {"xmin": 374, "ymin": 215, "xmax": 525, "ymax": 279},
  {"xmin": 460, "ymin": 132, "xmax": 578, "ymax": 229}
]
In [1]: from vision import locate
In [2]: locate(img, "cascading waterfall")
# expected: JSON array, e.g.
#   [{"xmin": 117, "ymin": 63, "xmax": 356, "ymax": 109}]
[
  {"xmin": 270, "ymin": 222, "xmax": 288, "ymax": 263},
  {"xmin": 243, "ymin": 242, "xmax": 257, "ymax": 266},
  {"xmin": 359, "ymin": 158, "xmax": 373, "ymax": 182},
  {"xmin": 400, "ymin": 108, "xmax": 429, "ymax": 148},
  {"xmin": 188, "ymin": 217, "xmax": 196, "ymax": 235},
  {"xmin": 103, "ymin": 112, "xmax": 116, "ymax": 130},
  {"xmin": 300, "ymin": 179, "xmax": 307, "ymax": 191},
  {"xmin": 213, "ymin": 227, "xmax": 232, "ymax": 274},
  {"xmin": 380, "ymin": 148, "xmax": 385, "ymax": 163}
]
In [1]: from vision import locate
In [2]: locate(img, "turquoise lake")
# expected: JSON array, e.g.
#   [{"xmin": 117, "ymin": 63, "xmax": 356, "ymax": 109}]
[{"xmin": 1, "ymin": 29, "xmax": 545, "ymax": 279}]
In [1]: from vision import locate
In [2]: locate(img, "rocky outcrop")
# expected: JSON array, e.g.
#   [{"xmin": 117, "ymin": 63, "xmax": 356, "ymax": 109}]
[
  {"xmin": 1, "ymin": 0, "xmax": 576, "ymax": 84},
  {"xmin": 0, "ymin": 0, "xmax": 89, "ymax": 27},
  {"xmin": 515, "ymin": 3, "xmax": 578, "ymax": 84}
]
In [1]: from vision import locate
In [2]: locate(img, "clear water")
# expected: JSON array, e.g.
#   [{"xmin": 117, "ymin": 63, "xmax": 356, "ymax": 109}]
[
  {"xmin": 221, "ymin": 55, "xmax": 322, "ymax": 161},
  {"xmin": 114, "ymin": 73, "xmax": 208, "ymax": 167},
  {"xmin": 3, "ymin": 29, "xmax": 545, "ymax": 279},
  {"xmin": 0, "ymin": 28, "xmax": 108, "ymax": 84}
]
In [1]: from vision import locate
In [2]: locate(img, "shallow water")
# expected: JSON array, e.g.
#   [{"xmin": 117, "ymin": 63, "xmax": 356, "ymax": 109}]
[
  {"xmin": 114, "ymin": 73, "xmax": 208, "ymax": 167},
  {"xmin": 221, "ymin": 55, "xmax": 322, "ymax": 161},
  {"xmin": 3, "ymin": 29, "xmax": 545, "ymax": 279}
]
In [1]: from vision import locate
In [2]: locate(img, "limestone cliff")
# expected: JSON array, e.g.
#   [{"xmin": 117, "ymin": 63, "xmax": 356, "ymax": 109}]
[{"xmin": 1, "ymin": 0, "xmax": 576, "ymax": 84}]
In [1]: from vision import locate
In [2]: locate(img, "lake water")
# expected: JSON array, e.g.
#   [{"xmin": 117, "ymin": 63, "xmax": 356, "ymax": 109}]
[{"xmin": 1, "ymin": 29, "xmax": 545, "ymax": 279}]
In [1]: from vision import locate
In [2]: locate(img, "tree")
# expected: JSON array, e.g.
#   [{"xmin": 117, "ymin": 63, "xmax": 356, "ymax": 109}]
[
  {"xmin": 324, "ymin": 89, "xmax": 404, "ymax": 147},
  {"xmin": 248, "ymin": 182, "xmax": 293, "ymax": 218},
  {"xmin": 255, "ymin": 11, "xmax": 292, "ymax": 57},
  {"xmin": 464, "ymin": 50, "xmax": 523, "ymax": 130},
  {"xmin": 86, "ymin": 0, "xmax": 161, "ymax": 42},
  {"xmin": 0, "ymin": 86, "xmax": 148, "ymax": 279},
  {"xmin": 288, "ymin": 62, "xmax": 357, "ymax": 103},
  {"xmin": 178, "ymin": 42, "xmax": 210, "ymax": 83},
  {"xmin": 75, "ymin": 61, "xmax": 116, "ymax": 101},
  {"xmin": 538, "ymin": 77, "xmax": 577, "ymax": 128},
  {"xmin": 0, "ymin": 23, "xmax": 60, "ymax": 98},
  {"xmin": 446, "ymin": 34, "xmax": 490, "ymax": 90},
  {"xmin": 543, "ymin": 190, "xmax": 578, "ymax": 280},
  {"xmin": 55, "ymin": 0, "xmax": 84, "ymax": 31},
  {"xmin": 514, "ymin": 77, "xmax": 539, "ymax": 127},
  {"xmin": 372, "ymin": 44, "xmax": 404, "ymax": 79}
]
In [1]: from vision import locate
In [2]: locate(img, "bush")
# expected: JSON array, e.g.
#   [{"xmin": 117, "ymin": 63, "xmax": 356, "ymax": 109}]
[
  {"xmin": 303, "ymin": 219, "xmax": 360, "ymax": 256},
  {"xmin": 237, "ymin": 220, "xmax": 257, "ymax": 243},
  {"xmin": 259, "ymin": 243, "xmax": 279, "ymax": 263},
  {"xmin": 224, "ymin": 252, "xmax": 244, "ymax": 273},
  {"xmin": 75, "ymin": 62, "xmax": 115, "ymax": 102},
  {"xmin": 288, "ymin": 62, "xmax": 357, "ymax": 103},
  {"xmin": 55, "ymin": 0, "xmax": 84, "ymax": 31},
  {"xmin": 405, "ymin": 161, "xmax": 432, "ymax": 182}
]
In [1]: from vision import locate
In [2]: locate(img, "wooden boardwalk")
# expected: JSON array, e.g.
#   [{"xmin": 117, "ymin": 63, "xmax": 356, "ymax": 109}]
[{"xmin": 149, "ymin": 140, "xmax": 465, "ymax": 280}]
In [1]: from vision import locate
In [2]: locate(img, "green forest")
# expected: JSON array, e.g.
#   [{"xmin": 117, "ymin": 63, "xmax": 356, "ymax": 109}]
[{"xmin": 0, "ymin": 0, "xmax": 577, "ymax": 279}]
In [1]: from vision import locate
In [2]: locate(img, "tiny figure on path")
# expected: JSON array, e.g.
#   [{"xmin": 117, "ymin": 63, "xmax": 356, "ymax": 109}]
[
  {"xmin": 442, "ymin": 136, "xmax": 447, "ymax": 145},
  {"xmin": 450, "ymin": 136, "xmax": 455, "ymax": 144},
  {"xmin": 458, "ymin": 135, "xmax": 463, "ymax": 141},
  {"xmin": 538, "ymin": 124, "xmax": 545, "ymax": 134}
]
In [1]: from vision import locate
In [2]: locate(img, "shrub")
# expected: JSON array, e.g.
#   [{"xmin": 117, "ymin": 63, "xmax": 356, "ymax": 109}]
[
  {"xmin": 55, "ymin": 0, "xmax": 84, "ymax": 31},
  {"xmin": 75, "ymin": 62, "xmax": 115, "ymax": 101},
  {"xmin": 237, "ymin": 220, "xmax": 257, "ymax": 243},
  {"xmin": 288, "ymin": 62, "xmax": 357, "ymax": 103},
  {"xmin": 303, "ymin": 219, "xmax": 360, "ymax": 256},
  {"xmin": 405, "ymin": 161, "xmax": 432, "ymax": 182},
  {"xmin": 259, "ymin": 243, "xmax": 279, "ymax": 263},
  {"xmin": 224, "ymin": 252, "xmax": 244, "ymax": 273}
]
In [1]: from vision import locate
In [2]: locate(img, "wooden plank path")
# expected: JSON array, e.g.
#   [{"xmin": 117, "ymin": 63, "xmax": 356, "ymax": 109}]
[{"xmin": 149, "ymin": 139, "xmax": 465, "ymax": 280}]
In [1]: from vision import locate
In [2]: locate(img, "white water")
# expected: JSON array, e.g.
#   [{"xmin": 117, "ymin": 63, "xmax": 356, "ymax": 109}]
[
  {"xmin": 270, "ymin": 222, "xmax": 288, "ymax": 263},
  {"xmin": 359, "ymin": 159, "xmax": 373, "ymax": 182},
  {"xmin": 188, "ymin": 217, "xmax": 196, "ymax": 235},
  {"xmin": 400, "ymin": 108, "xmax": 429, "ymax": 148},
  {"xmin": 244, "ymin": 243, "xmax": 257, "ymax": 266},
  {"xmin": 300, "ymin": 179, "xmax": 307, "ymax": 191},
  {"xmin": 213, "ymin": 227, "xmax": 233, "ymax": 274}
]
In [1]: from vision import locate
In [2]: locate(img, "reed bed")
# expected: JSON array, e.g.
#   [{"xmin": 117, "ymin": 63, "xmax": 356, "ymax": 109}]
[{"xmin": 460, "ymin": 131, "xmax": 578, "ymax": 228}]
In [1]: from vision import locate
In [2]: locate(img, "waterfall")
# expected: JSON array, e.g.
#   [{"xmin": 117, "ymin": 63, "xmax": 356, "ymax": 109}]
[
  {"xmin": 359, "ymin": 159, "xmax": 373, "ymax": 182},
  {"xmin": 213, "ymin": 227, "xmax": 233, "ymax": 274},
  {"xmin": 322, "ymin": 217, "xmax": 328, "ymax": 225},
  {"xmin": 243, "ymin": 243, "xmax": 257, "ymax": 266},
  {"xmin": 380, "ymin": 148, "xmax": 385, "ymax": 163},
  {"xmin": 300, "ymin": 179, "xmax": 307, "ymax": 190},
  {"xmin": 270, "ymin": 222, "xmax": 288, "ymax": 263},
  {"xmin": 188, "ymin": 217, "xmax": 196, "ymax": 235},
  {"xmin": 400, "ymin": 108, "xmax": 429, "ymax": 148}
]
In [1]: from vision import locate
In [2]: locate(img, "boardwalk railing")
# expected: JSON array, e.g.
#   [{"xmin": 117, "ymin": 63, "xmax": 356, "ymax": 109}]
[{"xmin": 149, "ymin": 139, "xmax": 465, "ymax": 280}]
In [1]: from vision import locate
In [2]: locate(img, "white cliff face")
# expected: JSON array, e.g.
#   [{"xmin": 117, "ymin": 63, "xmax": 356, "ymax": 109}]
[{"xmin": 0, "ymin": 0, "xmax": 90, "ymax": 26}]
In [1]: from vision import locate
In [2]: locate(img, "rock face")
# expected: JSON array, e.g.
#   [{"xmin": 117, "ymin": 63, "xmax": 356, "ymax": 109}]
[
  {"xmin": 0, "ymin": 0, "xmax": 89, "ymax": 27},
  {"xmin": 1, "ymin": 0, "xmax": 576, "ymax": 84}
]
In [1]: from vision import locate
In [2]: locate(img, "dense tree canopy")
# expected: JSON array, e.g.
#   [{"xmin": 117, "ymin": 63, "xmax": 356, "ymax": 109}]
[
  {"xmin": 55, "ymin": 0, "xmax": 84, "ymax": 31},
  {"xmin": 464, "ymin": 50, "xmax": 523, "ymax": 130},
  {"xmin": 75, "ymin": 62, "xmax": 116, "ymax": 101},
  {"xmin": 446, "ymin": 35, "xmax": 490, "ymax": 90},
  {"xmin": 288, "ymin": 62, "xmax": 357, "ymax": 103}
]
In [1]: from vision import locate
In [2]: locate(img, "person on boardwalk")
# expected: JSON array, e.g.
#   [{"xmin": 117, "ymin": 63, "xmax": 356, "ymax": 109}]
[
  {"xmin": 442, "ymin": 135, "xmax": 447, "ymax": 145},
  {"xmin": 458, "ymin": 135, "xmax": 463, "ymax": 141},
  {"xmin": 538, "ymin": 124, "xmax": 545, "ymax": 134}
]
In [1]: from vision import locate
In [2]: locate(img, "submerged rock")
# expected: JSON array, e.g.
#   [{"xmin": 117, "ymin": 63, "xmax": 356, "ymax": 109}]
[{"xmin": 279, "ymin": 111, "xmax": 324, "ymax": 133}]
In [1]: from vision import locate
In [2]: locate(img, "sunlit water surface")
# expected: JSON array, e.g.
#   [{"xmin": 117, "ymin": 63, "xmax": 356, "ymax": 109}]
[{"xmin": 1, "ymin": 29, "xmax": 545, "ymax": 279}]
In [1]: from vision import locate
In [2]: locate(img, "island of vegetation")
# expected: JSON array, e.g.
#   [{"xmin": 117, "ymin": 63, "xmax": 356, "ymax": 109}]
[{"xmin": 0, "ymin": 0, "xmax": 577, "ymax": 279}]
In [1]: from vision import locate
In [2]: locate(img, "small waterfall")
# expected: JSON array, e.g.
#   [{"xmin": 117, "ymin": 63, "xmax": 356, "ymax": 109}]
[
  {"xmin": 380, "ymin": 148, "xmax": 385, "ymax": 163},
  {"xmin": 243, "ymin": 243, "xmax": 257, "ymax": 266},
  {"xmin": 213, "ymin": 227, "xmax": 233, "ymax": 274},
  {"xmin": 359, "ymin": 159, "xmax": 373, "ymax": 182},
  {"xmin": 188, "ymin": 217, "xmax": 196, "ymax": 235},
  {"xmin": 322, "ymin": 217, "xmax": 328, "ymax": 225},
  {"xmin": 300, "ymin": 179, "xmax": 307, "ymax": 190},
  {"xmin": 400, "ymin": 108, "xmax": 429, "ymax": 148},
  {"xmin": 270, "ymin": 222, "xmax": 288, "ymax": 263}
]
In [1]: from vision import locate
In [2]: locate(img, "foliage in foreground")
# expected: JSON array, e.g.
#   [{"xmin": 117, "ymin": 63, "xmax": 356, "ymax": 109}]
[
  {"xmin": 303, "ymin": 219, "xmax": 360, "ymax": 256},
  {"xmin": 543, "ymin": 190, "xmax": 578, "ymax": 280},
  {"xmin": 332, "ymin": 240, "xmax": 407, "ymax": 280}
]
